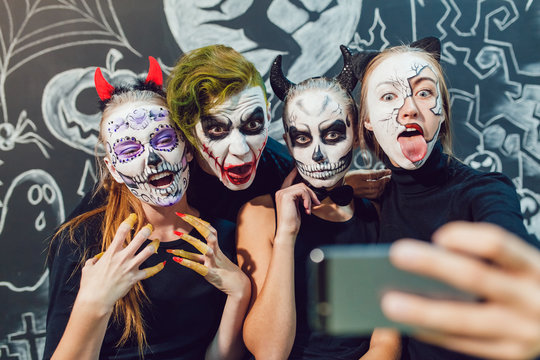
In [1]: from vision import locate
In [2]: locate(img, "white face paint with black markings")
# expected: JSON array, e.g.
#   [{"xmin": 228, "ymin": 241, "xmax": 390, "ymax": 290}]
[
  {"xmin": 365, "ymin": 52, "xmax": 444, "ymax": 169},
  {"xmin": 103, "ymin": 101, "xmax": 190, "ymax": 207},
  {"xmin": 194, "ymin": 86, "xmax": 270, "ymax": 191},
  {"xmin": 285, "ymin": 89, "xmax": 354, "ymax": 189}
]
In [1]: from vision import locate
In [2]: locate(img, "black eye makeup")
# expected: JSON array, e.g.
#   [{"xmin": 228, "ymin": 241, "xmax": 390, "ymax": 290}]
[
  {"xmin": 200, "ymin": 115, "xmax": 232, "ymax": 140},
  {"xmin": 288, "ymin": 125, "xmax": 312, "ymax": 147},
  {"xmin": 240, "ymin": 107, "xmax": 265, "ymax": 135},
  {"xmin": 320, "ymin": 120, "xmax": 347, "ymax": 145}
]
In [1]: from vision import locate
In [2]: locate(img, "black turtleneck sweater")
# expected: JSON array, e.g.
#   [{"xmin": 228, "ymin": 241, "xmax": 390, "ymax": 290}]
[{"xmin": 379, "ymin": 142, "xmax": 535, "ymax": 360}]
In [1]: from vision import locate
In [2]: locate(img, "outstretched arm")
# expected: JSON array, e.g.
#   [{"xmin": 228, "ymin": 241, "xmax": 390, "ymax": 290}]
[
  {"xmin": 51, "ymin": 214, "xmax": 163, "ymax": 360},
  {"xmin": 382, "ymin": 222, "xmax": 540, "ymax": 360}
]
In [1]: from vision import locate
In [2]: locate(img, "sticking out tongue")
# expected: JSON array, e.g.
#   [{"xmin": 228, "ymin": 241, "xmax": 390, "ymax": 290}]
[{"xmin": 398, "ymin": 125, "xmax": 427, "ymax": 162}]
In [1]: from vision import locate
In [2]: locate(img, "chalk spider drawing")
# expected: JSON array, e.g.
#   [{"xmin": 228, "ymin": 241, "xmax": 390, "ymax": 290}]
[{"xmin": 0, "ymin": 111, "xmax": 52, "ymax": 158}]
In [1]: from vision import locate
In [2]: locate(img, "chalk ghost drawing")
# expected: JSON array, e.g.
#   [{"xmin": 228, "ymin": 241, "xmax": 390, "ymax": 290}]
[{"xmin": 0, "ymin": 170, "xmax": 64, "ymax": 290}]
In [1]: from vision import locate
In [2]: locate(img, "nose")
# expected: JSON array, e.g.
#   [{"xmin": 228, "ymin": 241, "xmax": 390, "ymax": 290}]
[
  {"xmin": 398, "ymin": 96, "xmax": 419, "ymax": 123},
  {"xmin": 228, "ymin": 130, "xmax": 250, "ymax": 157},
  {"xmin": 147, "ymin": 150, "xmax": 162, "ymax": 167},
  {"xmin": 312, "ymin": 144, "xmax": 327, "ymax": 163}
]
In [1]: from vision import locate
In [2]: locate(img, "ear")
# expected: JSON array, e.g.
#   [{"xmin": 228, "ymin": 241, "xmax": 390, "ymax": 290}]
[
  {"xmin": 266, "ymin": 102, "xmax": 272, "ymax": 123},
  {"xmin": 410, "ymin": 36, "xmax": 441, "ymax": 62},
  {"xmin": 186, "ymin": 147, "xmax": 194, "ymax": 162},
  {"xmin": 364, "ymin": 117, "xmax": 373, "ymax": 131},
  {"xmin": 103, "ymin": 157, "xmax": 124, "ymax": 184},
  {"xmin": 283, "ymin": 132, "xmax": 292, "ymax": 150}
]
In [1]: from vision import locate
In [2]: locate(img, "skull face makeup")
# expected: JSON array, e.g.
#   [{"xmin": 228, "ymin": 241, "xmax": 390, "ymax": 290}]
[
  {"xmin": 365, "ymin": 52, "xmax": 444, "ymax": 169},
  {"xmin": 104, "ymin": 101, "xmax": 190, "ymax": 206},
  {"xmin": 194, "ymin": 86, "xmax": 270, "ymax": 191},
  {"xmin": 285, "ymin": 88, "xmax": 354, "ymax": 189}
]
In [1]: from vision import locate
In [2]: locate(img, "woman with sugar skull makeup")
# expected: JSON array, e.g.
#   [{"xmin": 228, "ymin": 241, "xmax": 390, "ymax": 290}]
[
  {"xmin": 236, "ymin": 46, "xmax": 401, "ymax": 360},
  {"xmin": 44, "ymin": 58, "xmax": 250, "ymax": 360},
  {"xmin": 354, "ymin": 37, "xmax": 539, "ymax": 360}
]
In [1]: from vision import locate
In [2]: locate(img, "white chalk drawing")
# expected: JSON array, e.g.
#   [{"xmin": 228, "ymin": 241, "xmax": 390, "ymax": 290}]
[
  {"xmin": 41, "ymin": 49, "xmax": 143, "ymax": 155},
  {"xmin": 77, "ymin": 159, "xmax": 98, "ymax": 196},
  {"xmin": 164, "ymin": 0, "xmax": 361, "ymax": 82},
  {"xmin": 1, "ymin": 0, "xmax": 539, "ymax": 356},
  {"xmin": 0, "ymin": 169, "xmax": 64, "ymax": 290},
  {"xmin": 7, "ymin": 313, "xmax": 46, "ymax": 360},
  {"xmin": 0, "ymin": 0, "xmax": 139, "ymax": 159}
]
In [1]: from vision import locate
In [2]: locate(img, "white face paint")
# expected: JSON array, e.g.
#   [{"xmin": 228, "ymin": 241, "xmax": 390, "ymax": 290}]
[
  {"xmin": 365, "ymin": 52, "xmax": 444, "ymax": 169},
  {"xmin": 103, "ymin": 101, "xmax": 190, "ymax": 207},
  {"xmin": 285, "ymin": 89, "xmax": 354, "ymax": 189},
  {"xmin": 194, "ymin": 86, "xmax": 270, "ymax": 190}
]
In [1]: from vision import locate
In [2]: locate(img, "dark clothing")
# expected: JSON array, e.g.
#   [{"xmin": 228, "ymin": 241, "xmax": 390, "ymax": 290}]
[
  {"xmin": 71, "ymin": 137, "xmax": 292, "ymax": 223},
  {"xmin": 187, "ymin": 137, "xmax": 293, "ymax": 222},
  {"xmin": 44, "ymin": 213, "xmax": 236, "ymax": 360},
  {"xmin": 379, "ymin": 142, "xmax": 534, "ymax": 360},
  {"xmin": 289, "ymin": 197, "xmax": 379, "ymax": 359}
]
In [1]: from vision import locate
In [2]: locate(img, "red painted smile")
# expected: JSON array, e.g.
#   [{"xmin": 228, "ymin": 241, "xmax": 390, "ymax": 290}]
[{"xmin": 223, "ymin": 162, "xmax": 255, "ymax": 185}]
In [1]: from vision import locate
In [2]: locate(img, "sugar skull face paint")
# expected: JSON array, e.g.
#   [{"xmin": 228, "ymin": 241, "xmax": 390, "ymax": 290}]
[
  {"xmin": 194, "ymin": 86, "xmax": 270, "ymax": 191},
  {"xmin": 285, "ymin": 89, "xmax": 354, "ymax": 189},
  {"xmin": 365, "ymin": 52, "xmax": 444, "ymax": 169},
  {"xmin": 104, "ymin": 101, "xmax": 190, "ymax": 206}
]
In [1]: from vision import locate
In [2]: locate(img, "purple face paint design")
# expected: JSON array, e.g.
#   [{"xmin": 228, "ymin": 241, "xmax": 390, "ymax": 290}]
[{"xmin": 104, "ymin": 103, "xmax": 189, "ymax": 207}]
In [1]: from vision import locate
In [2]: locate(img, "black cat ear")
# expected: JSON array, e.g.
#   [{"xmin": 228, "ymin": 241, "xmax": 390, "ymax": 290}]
[
  {"xmin": 351, "ymin": 51, "xmax": 379, "ymax": 80},
  {"xmin": 410, "ymin": 36, "xmax": 441, "ymax": 62}
]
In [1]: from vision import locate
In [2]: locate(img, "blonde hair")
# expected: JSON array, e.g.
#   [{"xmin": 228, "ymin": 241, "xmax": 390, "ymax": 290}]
[
  {"xmin": 358, "ymin": 45, "xmax": 453, "ymax": 159},
  {"xmin": 51, "ymin": 90, "xmax": 168, "ymax": 353}
]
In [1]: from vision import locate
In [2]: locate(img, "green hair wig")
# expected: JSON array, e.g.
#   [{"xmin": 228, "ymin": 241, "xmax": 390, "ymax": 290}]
[{"xmin": 167, "ymin": 44, "xmax": 267, "ymax": 148}]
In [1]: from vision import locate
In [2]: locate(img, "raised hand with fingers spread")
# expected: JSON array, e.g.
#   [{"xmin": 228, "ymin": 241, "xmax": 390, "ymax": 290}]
[{"xmin": 169, "ymin": 212, "xmax": 250, "ymax": 298}]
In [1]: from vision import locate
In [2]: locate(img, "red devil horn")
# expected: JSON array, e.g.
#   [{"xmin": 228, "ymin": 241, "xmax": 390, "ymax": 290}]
[
  {"xmin": 94, "ymin": 67, "xmax": 115, "ymax": 101},
  {"xmin": 145, "ymin": 56, "xmax": 163, "ymax": 87}
]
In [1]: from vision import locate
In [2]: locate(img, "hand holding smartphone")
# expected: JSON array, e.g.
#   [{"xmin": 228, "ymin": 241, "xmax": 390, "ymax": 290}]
[{"xmin": 308, "ymin": 244, "xmax": 477, "ymax": 336}]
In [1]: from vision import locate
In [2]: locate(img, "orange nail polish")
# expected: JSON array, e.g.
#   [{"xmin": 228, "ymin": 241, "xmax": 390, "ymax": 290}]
[{"xmin": 172, "ymin": 257, "xmax": 183, "ymax": 263}]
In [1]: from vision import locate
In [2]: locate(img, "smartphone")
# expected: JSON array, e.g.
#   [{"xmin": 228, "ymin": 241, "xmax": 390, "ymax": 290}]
[{"xmin": 308, "ymin": 244, "xmax": 477, "ymax": 336}]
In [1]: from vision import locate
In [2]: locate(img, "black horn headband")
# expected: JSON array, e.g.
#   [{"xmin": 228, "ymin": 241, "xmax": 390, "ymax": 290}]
[{"xmin": 270, "ymin": 45, "xmax": 358, "ymax": 101}]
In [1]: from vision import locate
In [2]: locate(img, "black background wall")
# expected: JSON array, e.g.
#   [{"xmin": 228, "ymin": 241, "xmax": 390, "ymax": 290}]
[{"xmin": 0, "ymin": 1, "xmax": 538, "ymax": 358}]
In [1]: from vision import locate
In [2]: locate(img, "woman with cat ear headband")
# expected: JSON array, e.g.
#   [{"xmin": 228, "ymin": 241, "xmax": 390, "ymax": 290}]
[{"xmin": 354, "ymin": 37, "xmax": 538, "ymax": 360}]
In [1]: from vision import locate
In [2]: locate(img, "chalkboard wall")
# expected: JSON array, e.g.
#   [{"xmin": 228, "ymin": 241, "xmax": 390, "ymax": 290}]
[{"xmin": 1, "ymin": 1, "xmax": 539, "ymax": 358}]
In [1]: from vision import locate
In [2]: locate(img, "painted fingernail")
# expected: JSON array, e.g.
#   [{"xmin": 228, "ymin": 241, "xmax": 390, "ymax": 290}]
[
  {"xmin": 172, "ymin": 256, "xmax": 183, "ymax": 263},
  {"xmin": 166, "ymin": 249, "xmax": 174, "ymax": 253},
  {"xmin": 173, "ymin": 230, "xmax": 184, "ymax": 237},
  {"xmin": 147, "ymin": 238, "xmax": 160, "ymax": 253},
  {"xmin": 175, "ymin": 212, "xmax": 186, "ymax": 218},
  {"xmin": 123, "ymin": 213, "xmax": 137, "ymax": 228}
]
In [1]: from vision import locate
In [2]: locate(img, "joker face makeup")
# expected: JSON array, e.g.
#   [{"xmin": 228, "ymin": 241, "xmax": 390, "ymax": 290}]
[
  {"xmin": 285, "ymin": 89, "xmax": 354, "ymax": 189},
  {"xmin": 103, "ymin": 101, "xmax": 190, "ymax": 206},
  {"xmin": 365, "ymin": 52, "xmax": 444, "ymax": 169},
  {"xmin": 194, "ymin": 86, "xmax": 270, "ymax": 190}
]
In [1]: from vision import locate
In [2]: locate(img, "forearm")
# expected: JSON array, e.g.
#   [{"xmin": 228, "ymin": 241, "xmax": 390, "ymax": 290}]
[
  {"xmin": 51, "ymin": 296, "xmax": 112, "ymax": 360},
  {"xmin": 243, "ymin": 239, "xmax": 296, "ymax": 359},
  {"xmin": 206, "ymin": 278, "xmax": 251, "ymax": 360}
]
